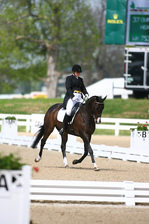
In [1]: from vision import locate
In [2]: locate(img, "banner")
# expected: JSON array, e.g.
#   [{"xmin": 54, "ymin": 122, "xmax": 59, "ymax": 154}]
[
  {"xmin": 126, "ymin": 0, "xmax": 149, "ymax": 45},
  {"xmin": 105, "ymin": 0, "xmax": 126, "ymax": 45}
]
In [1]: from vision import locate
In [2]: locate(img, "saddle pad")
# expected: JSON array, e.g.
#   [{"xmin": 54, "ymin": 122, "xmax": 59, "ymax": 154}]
[
  {"xmin": 57, "ymin": 108, "xmax": 66, "ymax": 122},
  {"xmin": 57, "ymin": 103, "xmax": 81, "ymax": 124}
]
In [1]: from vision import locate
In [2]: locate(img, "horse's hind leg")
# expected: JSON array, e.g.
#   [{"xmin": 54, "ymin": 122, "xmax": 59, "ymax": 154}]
[
  {"xmin": 35, "ymin": 126, "xmax": 54, "ymax": 162},
  {"xmin": 35, "ymin": 133, "xmax": 50, "ymax": 162},
  {"xmin": 61, "ymin": 134, "xmax": 69, "ymax": 167}
]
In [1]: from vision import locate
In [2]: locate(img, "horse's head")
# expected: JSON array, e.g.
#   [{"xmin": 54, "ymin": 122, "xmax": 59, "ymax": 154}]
[{"xmin": 91, "ymin": 95, "xmax": 107, "ymax": 124}]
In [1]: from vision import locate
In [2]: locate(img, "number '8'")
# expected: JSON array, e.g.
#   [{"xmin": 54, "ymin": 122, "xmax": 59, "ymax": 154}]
[{"xmin": 142, "ymin": 131, "xmax": 146, "ymax": 138}]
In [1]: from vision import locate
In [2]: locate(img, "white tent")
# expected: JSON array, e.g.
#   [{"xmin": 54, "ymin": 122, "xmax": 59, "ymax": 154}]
[{"xmin": 87, "ymin": 78, "xmax": 133, "ymax": 99}]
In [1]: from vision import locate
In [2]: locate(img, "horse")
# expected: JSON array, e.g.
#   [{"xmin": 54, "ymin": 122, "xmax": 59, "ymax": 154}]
[{"xmin": 31, "ymin": 95, "xmax": 106, "ymax": 171}]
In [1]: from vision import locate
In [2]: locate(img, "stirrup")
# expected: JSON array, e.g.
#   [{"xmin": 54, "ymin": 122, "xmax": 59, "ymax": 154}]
[{"xmin": 59, "ymin": 128, "xmax": 64, "ymax": 135}]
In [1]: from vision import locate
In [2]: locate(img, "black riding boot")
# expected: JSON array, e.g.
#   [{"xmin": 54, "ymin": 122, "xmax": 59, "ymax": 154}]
[{"xmin": 59, "ymin": 114, "xmax": 71, "ymax": 135}]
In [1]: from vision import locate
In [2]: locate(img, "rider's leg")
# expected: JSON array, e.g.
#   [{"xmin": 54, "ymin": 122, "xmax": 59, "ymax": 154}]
[
  {"xmin": 59, "ymin": 98, "xmax": 76, "ymax": 135},
  {"xmin": 59, "ymin": 113, "xmax": 71, "ymax": 135}
]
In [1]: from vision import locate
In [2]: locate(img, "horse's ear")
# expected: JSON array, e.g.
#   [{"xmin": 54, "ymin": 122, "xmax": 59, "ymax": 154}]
[{"xmin": 102, "ymin": 95, "xmax": 107, "ymax": 102}]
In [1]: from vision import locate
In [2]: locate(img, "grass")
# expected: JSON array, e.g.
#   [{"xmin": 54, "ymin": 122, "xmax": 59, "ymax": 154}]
[
  {"xmin": 0, "ymin": 98, "xmax": 148, "ymax": 136},
  {"xmin": 0, "ymin": 98, "xmax": 148, "ymax": 119},
  {"xmin": 94, "ymin": 129, "xmax": 131, "ymax": 136},
  {"xmin": 0, "ymin": 98, "xmax": 63, "ymax": 115},
  {"xmin": 103, "ymin": 98, "xmax": 149, "ymax": 119}
]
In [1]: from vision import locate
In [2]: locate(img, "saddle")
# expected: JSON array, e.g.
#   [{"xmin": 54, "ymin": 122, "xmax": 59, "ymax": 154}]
[{"xmin": 57, "ymin": 102, "xmax": 82, "ymax": 124}]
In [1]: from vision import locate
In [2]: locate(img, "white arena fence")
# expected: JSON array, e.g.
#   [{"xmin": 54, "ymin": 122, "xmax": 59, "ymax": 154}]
[
  {"xmin": 0, "ymin": 132, "xmax": 149, "ymax": 164},
  {"xmin": 0, "ymin": 113, "xmax": 148, "ymax": 136},
  {"xmin": 0, "ymin": 114, "xmax": 149, "ymax": 207},
  {"xmin": 0, "ymin": 113, "xmax": 149, "ymax": 164},
  {"xmin": 30, "ymin": 180, "xmax": 149, "ymax": 206}
]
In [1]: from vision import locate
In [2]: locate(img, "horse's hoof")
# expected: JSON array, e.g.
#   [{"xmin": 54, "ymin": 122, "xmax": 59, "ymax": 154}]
[
  {"xmin": 94, "ymin": 167, "xmax": 100, "ymax": 171},
  {"xmin": 72, "ymin": 159, "xmax": 78, "ymax": 165},
  {"xmin": 65, "ymin": 165, "xmax": 69, "ymax": 168},
  {"xmin": 35, "ymin": 156, "xmax": 41, "ymax": 162},
  {"xmin": 35, "ymin": 158, "xmax": 39, "ymax": 162}
]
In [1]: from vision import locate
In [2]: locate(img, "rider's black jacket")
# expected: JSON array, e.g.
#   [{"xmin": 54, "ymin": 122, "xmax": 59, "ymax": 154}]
[{"xmin": 62, "ymin": 74, "xmax": 88, "ymax": 109}]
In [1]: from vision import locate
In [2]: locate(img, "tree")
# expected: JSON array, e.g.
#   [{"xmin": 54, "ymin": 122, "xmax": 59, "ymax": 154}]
[{"xmin": 0, "ymin": 0, "xmax": 99, "ymax": 97}]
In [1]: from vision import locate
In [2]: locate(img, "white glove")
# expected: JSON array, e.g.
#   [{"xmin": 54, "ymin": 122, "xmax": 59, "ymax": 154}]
[
  {"xmin": 84, "ymin": 93, "xmax": 89, "ymax": 101},
  {"xmin": 72, "ymin": 96, "xmax": 78, "ymax": 101}
]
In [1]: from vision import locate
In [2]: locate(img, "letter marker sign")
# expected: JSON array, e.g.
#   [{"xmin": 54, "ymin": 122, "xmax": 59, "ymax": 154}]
[{"xmin": 0, "ymin": 171, "xmax": 11, "ymax": 197}]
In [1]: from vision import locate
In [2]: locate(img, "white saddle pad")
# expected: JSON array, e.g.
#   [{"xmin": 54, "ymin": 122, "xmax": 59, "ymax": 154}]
[
  {"xmin": 57, "ymin": 108, "xmax": 67, "ymax": 122},
  {"xmin": 57, "ymin": 104, "xmax": 81, "ymax": 124}
]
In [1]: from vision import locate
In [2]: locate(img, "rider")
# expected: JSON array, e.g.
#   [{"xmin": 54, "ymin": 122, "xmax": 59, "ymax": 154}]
[{"xmin": 59, "ymin": 64, "xmax": 89, "ymax": 135}]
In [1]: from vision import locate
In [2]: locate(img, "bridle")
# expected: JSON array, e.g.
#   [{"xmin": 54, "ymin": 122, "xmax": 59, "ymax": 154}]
[{"xmin": 91, "ymin": 101, "xmax": 104, "ymax": 124}]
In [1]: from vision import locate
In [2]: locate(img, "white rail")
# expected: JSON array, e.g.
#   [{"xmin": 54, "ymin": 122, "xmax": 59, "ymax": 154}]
[
  {"xmin": 0, "ymin": 113, "xmax": 148, "ymax": 136},
  {"xmin": 30, "ymin": 180, "xmax": 149, "ymax": 206},
  {"xmin": 0, "ymin": 113, "xmax": 149, "ymax": 163},
  {"xmin": 97, "ymin": 118, "xmax": 149, "ymax": 136},
  {"xmin": 0, "ymin": 133, "xmax": 149, "ymax": 163}
]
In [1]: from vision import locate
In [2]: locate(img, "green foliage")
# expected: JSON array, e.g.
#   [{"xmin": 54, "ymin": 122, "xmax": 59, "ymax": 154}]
[
  {"xmin": 5, "ymin": 116, "xmax": 16, "ymax": 120},
  {"xmin": 0, "ymin": 153, "xmax": 25, "ymax": 170},
  {"xmin": 0, "ymin": 0, "xmax": 99, "ymax": 93},
  {"xmin": 136, "ymin": 122, "xmax": 148, "ymax": 131}
]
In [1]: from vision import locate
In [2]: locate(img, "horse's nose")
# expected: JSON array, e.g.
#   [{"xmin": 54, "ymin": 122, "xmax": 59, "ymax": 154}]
[{"xmin": 96, "ymin": 117, "xmax": 101, "ymax": 124}]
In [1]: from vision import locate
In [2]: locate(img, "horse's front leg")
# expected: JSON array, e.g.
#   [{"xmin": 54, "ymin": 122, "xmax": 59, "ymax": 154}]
[
  {"xmin": 72, "ymin": 144, "xmax": 88, "ymax": 165},
  {"xmin": 72, "ymin": 136, "xmax": 90, "ymax": 165},
  {"xmin": 61, "ymin": 134, "xmax": 69, "ymax": 168},
  {"xmin": 72, "ymin": 141, "xmax": 99, "ymax": 171},
  {"xmin": 87, "ymin": 143, "xmax": 99, "ymax": 171},
  {"xmin": 72, "ymin": 135, "xmax": 90, "ymax": 165}
]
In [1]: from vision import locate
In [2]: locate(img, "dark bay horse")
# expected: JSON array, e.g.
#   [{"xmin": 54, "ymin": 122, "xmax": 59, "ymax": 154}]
[{"xmin": 31, "ymin": 96, "xmax": 106, "ymax": 171}]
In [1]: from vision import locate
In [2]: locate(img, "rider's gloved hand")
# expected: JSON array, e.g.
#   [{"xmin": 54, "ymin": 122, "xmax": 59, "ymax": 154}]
[
  {"xmin": 84, "ymin": 93, "xmax": 89, "ymax": 101},
  {"xmin": 72, "ymin": 96, "xmax": 78, "ymax": 101}
]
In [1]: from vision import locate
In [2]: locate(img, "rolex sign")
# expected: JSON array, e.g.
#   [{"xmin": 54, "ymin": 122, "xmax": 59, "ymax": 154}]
[{"xmin": 105, "ymin": 0, "xmax": 126, "ymax": 44}]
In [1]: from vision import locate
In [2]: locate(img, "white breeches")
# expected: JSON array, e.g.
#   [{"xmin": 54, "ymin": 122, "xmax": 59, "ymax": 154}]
[{"xmin": 66, "ymin": 93, "xmax": 83, "ymax": 116}]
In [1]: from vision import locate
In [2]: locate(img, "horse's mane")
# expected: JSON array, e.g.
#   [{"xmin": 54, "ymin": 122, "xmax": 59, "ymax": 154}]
[
  {"xmin": 86, "ymin": 95, "xmax": 96, "ymax": 103},
  {"xmin": 86, "ymin": 95, "xmax": 102, "ymax": 104},
  {"xmin": 81, "ymin": 96, "xmax": 97, "ymax": 110}
]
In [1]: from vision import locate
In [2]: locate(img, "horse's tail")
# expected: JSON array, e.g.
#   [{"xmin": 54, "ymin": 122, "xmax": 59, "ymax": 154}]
[{"xmin": 31, "ymin": 125, "xmax": 44, "ymax": 148}]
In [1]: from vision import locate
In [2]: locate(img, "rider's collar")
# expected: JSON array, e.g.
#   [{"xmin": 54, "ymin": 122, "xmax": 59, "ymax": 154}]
[{"xmin": 73, "ymin": 73, "xmax": 78, "ymax": 79}]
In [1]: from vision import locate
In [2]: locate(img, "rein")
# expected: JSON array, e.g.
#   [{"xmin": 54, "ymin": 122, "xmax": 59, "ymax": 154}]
[{"xmin": 91, "ymin": 101, "xmax": 104, "ymax": 124}]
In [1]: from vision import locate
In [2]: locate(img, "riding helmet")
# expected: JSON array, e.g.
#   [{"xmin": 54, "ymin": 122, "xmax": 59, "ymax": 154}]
[{"xmin": 72, "ymin": 64, "xmax": 82, "ymax": 73}]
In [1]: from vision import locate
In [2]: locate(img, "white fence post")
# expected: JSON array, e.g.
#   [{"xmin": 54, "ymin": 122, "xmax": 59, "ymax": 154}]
[
  {"xmin": 0, "ymin": 165, "xmax": 31, "ymax": 224},
  {"xmin": 124, "ymin": 181, "xmax": 135, "ymax": 206},
  {"xmin": 1, "ymin": 119, "xmax": 17, "ymax": 137},
  {"xmin": 115, "ymin": 121, "xmax": 120, "ymax": 136},
  {"xmin": 26, "ymin": 117, "xmax": 31, "ymax": 132},
  {"xmin": 130, "ymin": 129, "xmax": 149, "ymax": 153},
  {"xmin": 22, "ymin": 166, "xmax": 32, "ymax": 223}
]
